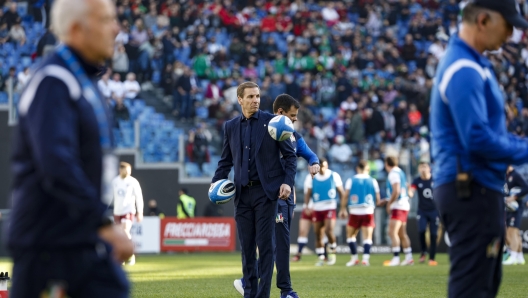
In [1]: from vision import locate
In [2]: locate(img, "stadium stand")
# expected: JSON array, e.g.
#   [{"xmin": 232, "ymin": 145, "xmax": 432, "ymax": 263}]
[{"xmin": 3, "ymin": 0, "xmax": 528, "ymax": 185}]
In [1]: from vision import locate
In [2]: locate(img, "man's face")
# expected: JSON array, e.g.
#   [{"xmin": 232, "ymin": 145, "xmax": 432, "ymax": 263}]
[
  {"xmin": 277, "ymin": 105, "xmax": 299, "ymax": 123},
  {"xmin": 481, "ymin": 11, "xmax": 513, "ymax": 51},
  {"xmin": 119, "ymin": 166, "xmax": 131, "ymax": 177},
  {"xmin": 80, "ymin": 0, "xmax": 120, "ymax": 62},
  {"xmin": 238, "ymin": 87, "xmax": 260, "ymax": 115},
  {"xmin": 418, "ymin": 163, "xmax": 430, "ymax": 176}
]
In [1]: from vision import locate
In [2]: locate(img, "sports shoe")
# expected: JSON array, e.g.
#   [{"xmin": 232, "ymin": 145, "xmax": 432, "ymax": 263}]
[
  {"xmin": 419, "ymin": 254, "xmax": 426, "ymax": 263},
  {"xmin": 280, "ymin": 291, "xmax": 299, "ymax": 298},
  {"xmin": 346, "ymin": 259, "xmax": 360, "ymax": 267},
  {"xmin": 291, "ymin": 254, "xmax": 301, "ymax": 262},
  {"xmin": 518, "ymin": 258, "xmax": 526, "ymax": 265},
  {"xmin": 315, "ymin": 256, "xmax": 325, "ymax": 266},
  {"xmin": 233, "ymin": 279, "xmax": 244, "ymax": 296},
  {"xmin": 503, "ymin": 257, "xmax": 518, "ymax": 265},
  {"xmin": 400, "ymin": 259, "xmax": 414, "ymax": 266},
  {"xmin": 503, "ymin": 250, "xmax": 511, "ymax": 261},
  {"xmin": 383, "ymin": 258, "xmax": 400, "ymax": 266},
  {"xmin": 326, "ymin": 253, "xmax": 336, "ymax": 266},
  {"xmin": 428, "ymin": 260, "xmax": 438, "ymax": 266},
  {"xmin": 362, "ymin": 260, "xmax": 370, "ymax": 266},
  {"xmin": 127, "ymin": 254, "xmax": 136, "ymax": 266}
]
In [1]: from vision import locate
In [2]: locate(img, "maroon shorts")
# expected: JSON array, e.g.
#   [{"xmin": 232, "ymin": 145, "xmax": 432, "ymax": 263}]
[
  {"xmin": 113, "ymin": 213, "xmax": 135, "ymax": 224},
  {"xmin": 347, "ymin": 214, "xmax": 375, "ymax": 229},
  {"xmin": 301, "ymin": 208, "xmax": 312, "ymax": 220},
  {"xmin": 312, "ymin": 209, "xmax": 336, "ymax": 222},
  {"xmin": 390, "ymin": 209, "xmax": 409, "ymax": 223}
]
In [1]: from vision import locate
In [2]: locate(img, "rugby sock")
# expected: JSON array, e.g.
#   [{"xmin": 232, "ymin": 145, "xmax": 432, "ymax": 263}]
[
  {"xmin": 363, "ymin": 239, "xmax": 372, "ymax": 255},
  {"xmin": 511, "ymin": 251, "xmax": 518, "ymax": 260},
  {"xmin": 347, "ymin": 237, "xmax": 357, "ymax": 256},
  {"xmin": 518, "ymin": 252, "xmax": 525, "ymax": 262},
  {"xmin": 316, "ymin": 247, "xmax": 325, "ymax": 259},
  {"xmin": 429, "ymin": 234, "xmax": 437, "ymax": 261},
  {"xmin": 419, "ymin": 232, "xmax": 427, "ymax": 256},
  {"xmin": 297, "ymin": 237, "xmax": 308, "ymax": 254},
  {"xmin": 329, "ymin": 242, "xmax": 337, "ymax": 253},
  {"xmin": 392, "ymin": 246, "xmax": 400, "ymax": 257},
  {"xmin": 404, "ymin": 247, "xmax": 413, "ymax": 261}
]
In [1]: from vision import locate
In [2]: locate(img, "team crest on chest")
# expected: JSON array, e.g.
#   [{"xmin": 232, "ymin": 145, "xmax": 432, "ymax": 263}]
[
  {"xmin": 351, "ymin": 195, "xmax": 359, "ymax": 204},
  {"xmin": 418, "ymin": 183, "xmax": 423, "ymax": 188},
  {"xmin": 290, "ymin": 134, "xmax": 296, "ymax": 143}
]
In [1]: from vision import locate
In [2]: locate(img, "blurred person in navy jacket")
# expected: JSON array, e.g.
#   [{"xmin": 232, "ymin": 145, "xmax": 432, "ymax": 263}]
[{"xmin": 7, "ymin": 0, "xmax": 133, "ymax": 297}]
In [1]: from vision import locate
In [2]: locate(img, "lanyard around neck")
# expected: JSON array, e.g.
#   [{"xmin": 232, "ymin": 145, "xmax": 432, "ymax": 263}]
[{"xmin": 56, "ymin": 45, "xmax": 111, "ymax": 149}]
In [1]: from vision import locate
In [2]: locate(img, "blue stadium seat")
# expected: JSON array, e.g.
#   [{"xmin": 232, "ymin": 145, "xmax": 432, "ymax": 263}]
[
  {"xmin": 0, "ymin": 92, "xmax": 7, "ymax": 104},
  {"xmin": 185, "ymin": 162, "xmax": 202, "ymax": 177}
]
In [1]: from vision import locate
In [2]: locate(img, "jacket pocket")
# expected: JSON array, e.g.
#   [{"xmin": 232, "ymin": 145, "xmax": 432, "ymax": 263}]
[{"xmin": 268, "ymin": 169, "xmax": 285, "ymax": 178}]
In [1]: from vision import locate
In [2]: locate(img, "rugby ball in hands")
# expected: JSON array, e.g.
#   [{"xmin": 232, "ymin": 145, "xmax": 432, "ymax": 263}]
[
  {"xmin": 506, "ymin": 200, "xmax": 519, "ymax": 212},
  {"xmin": 268, "ymin": 115, "xmax": 294, "ymax": 141},
  {"xmin": 209, "ymin": 179, "xmax": 235, "ymax": 204}
]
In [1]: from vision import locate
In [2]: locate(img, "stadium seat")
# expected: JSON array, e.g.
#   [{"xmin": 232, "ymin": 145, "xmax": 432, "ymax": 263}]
[{"xmin": 0, "ymin": 92, "xmax": 8, "ymax": 104}]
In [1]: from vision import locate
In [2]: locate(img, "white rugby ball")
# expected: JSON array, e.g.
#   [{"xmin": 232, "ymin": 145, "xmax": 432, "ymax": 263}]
[
  {"xmin": 506, "ymin": 200, "xmax": 519, "ymax": 212},
  {"xmin": 209, "ymin": 179, "xmax": 235, "ymax": 204},
  {"xmin": 268, "ymin": 115, "xmax": 294, "ymax": 141}
]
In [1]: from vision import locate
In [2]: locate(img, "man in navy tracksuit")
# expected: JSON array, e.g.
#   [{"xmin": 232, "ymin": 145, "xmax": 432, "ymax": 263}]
[
  {"xmin": 7, "ymin": 0, "xmax": 133, "ymax": 297},
  {"xmin": 430, "ymin": 1, "xmax": 528, "ymax": 297},
  {"xmin": 408, "ymin": 161, "xmax": 439, "ymax": 265},
  {"xmin": 234, "ymin": 94, "xmax": 319, "ymax": 298}
]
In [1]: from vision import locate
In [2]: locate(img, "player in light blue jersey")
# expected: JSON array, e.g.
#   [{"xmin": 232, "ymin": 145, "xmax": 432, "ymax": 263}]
[
  {"xmin": 339, "ymin": 160, "xmax": 384, "ymax": 266},
  {"xmin": 383, "ymin": 156, "xmax": 414, "ymax": 266},
  {"xmin": 304, "ymin": 158, "xmax": 345, "ymax": 266}
]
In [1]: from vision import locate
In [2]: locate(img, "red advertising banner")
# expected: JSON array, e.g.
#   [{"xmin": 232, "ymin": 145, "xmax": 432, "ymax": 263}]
[{"xmin": 160, "ymin": 217, "xmax": 236, "ymax": 252}]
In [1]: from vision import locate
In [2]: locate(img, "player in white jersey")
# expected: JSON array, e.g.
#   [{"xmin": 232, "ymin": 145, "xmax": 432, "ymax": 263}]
[
  {"xmin": 383, "ymin": 156, "xmax": 413, "ymax": 266},
  {"xmin": 112, "ymin": 162, "xmax": 144, "ymax": 265},
  {"xmin": 304, "ymin": 158, "xmax": 345, "ymax": 266},
  {"xmin": 340, "ymin": 160, "xmax": 384, "ymax": 266}
]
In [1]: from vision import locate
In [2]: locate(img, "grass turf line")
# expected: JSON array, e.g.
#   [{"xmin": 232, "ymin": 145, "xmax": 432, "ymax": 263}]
[{"xmin": 0, "ymin": 253, "xmax": 526, "ymax": 297}]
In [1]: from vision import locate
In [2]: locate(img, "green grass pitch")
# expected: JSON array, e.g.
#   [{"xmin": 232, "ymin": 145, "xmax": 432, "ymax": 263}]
[{"xmin": 0, "ymin": 253, "xmax": 526, "ymax": 297}]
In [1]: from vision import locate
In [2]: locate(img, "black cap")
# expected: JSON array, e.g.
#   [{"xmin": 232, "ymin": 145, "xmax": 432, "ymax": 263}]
[{"xmin": 474, "ymin": 0, "xmax": 528, "ymax": 29}]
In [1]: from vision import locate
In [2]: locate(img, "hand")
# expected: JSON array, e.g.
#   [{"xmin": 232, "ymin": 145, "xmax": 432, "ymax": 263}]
[
  {"xmin": 505, "ymin": 196, "xmax": 516, "ymax": 204},
  {"xmin": 136, "ymin": 213, "xmax": 143, "ymax": 223},
  {"xmin": 377, "ymin": 199, "xmax": 388, "ymax": 207},
  {"xmin": 304, "ymin": 208, "xmax": 313, "ymax": 216},
  {"xmin": 98, "ymin": 224, "xmax": 134, "ymax": 263},
  {"xmin": 308, "ymin": 164, "xmax": 320, "ymax": 178},
  {"xmin": 279, "ymin": 184, "xmax": 291, "ymax": 200},
  {"xmin": 339, "ymin": 209, "xmax": 348, "ymax": 219}
]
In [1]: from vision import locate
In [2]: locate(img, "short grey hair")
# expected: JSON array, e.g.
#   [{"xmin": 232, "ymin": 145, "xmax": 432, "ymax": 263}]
[{"xmin": 51, "ymin": 0, "xmax": 89, "ymax": 41}]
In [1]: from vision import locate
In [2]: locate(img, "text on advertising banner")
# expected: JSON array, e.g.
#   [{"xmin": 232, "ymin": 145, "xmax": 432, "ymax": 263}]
[{"xmin": 160, "ymin": 217, "xmax": 236, "ymax": 252}]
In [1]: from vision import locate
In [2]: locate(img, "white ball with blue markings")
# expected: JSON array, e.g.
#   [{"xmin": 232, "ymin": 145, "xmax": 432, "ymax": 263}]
[
  {"xmin": 209, "ymin": 179, "xmax": 236, "ymax": 204},
  {"xmin": 268, "ymin": 115, "xmax": 294, "ymax": 142}
]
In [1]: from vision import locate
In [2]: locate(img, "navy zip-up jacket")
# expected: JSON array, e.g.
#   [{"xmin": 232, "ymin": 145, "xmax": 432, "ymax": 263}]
[
  {"xmin": 281, "ymin": 131, "xmax": 319, "ymax": 205},
  {"xmin": 431, "ymin": 35, "xmax": 528, "ymax": 193},
  {"xmin": 7, "ymin": 50, "xmax": 111, "ymax": 250}
]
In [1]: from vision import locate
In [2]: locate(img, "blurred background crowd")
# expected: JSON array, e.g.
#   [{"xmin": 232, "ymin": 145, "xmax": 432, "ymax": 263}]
[{"xmin": 3, "ymin": 0, "xmax": 528, "ymax": 201}]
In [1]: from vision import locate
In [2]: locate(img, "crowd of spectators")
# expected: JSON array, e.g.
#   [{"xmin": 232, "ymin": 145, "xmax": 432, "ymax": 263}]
[
  {"xmin": 104, "ymin": 0, "xmax": 528, "ymax": 166},
  {"xmin": 4, "ymin": 0, "xmax": 528, "ymax": 171}
]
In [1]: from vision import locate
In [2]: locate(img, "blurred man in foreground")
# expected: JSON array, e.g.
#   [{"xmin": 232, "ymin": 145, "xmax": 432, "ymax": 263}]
[{"xmin": 7, "ymin": 0, "xmax": 132, "ymax": 296}]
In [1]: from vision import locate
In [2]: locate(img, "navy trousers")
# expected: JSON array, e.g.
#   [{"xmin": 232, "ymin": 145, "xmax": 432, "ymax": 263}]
[
  {"xmin": 258, "ymin": 199, "xmax": 294, "ymax": 294},
  {"xmin": 11, "ymin": 242, "xmax": 129, "ymax": 298},
  {"xmin": 417, "ymin": 209, "xmax": 439, "ymax": 233},
  {"xmin": 435, "ymin": 182, "xmax": 504, "ymax": 298},
  {"xmin": 236, "ymin": 184, "xmax": 277, "ymax": 298}
]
